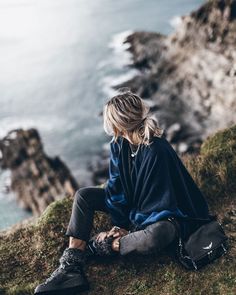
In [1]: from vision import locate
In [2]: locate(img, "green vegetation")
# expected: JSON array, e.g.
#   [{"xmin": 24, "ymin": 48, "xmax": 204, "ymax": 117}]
[
  {"xmin": 183, "ymin": 124, "xmax": 236, "ymax": 211},
  {"xmin": 0, "ymin": 125, "xmax": 235, "ymax": 295}
]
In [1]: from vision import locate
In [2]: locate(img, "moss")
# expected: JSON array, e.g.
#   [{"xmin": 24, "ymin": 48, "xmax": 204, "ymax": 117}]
[
  {"xmin": 183, "ymin": 124, "xmax": 236, "ymax": 210},
  {"xmin": 0, "ymin": 127, "xmax": 236, "ymax": 295},
  {"xmin": 0, "ymin": 183, "xmax": 112, "ymax": 295}
]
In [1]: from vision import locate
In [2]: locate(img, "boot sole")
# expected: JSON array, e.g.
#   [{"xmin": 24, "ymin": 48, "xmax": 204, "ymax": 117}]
[{"xmin": 34, "ymin": 283, "xmax": 90, "ymax": 295}]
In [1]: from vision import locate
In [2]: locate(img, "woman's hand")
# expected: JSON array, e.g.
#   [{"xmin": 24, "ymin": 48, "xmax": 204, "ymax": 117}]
[
  {"xmin": 111, "ymin": 236, "xmax": 122, "ymax": 252},
  {"xmin": 95, "ymin": 231, "xmax": 109, "ymax": 243},
  {"xmin": 95, "ymin": 226, "xmax": 129, "ymax": 243},
  {"xmin": 107, "ymin": 226, "xmax": 129, "ymax": 238}
]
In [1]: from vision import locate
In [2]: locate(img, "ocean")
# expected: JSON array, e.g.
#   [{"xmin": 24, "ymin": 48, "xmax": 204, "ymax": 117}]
[{"xmin": 0, "ymin": 0, "xmax": 205, "ymax": 230}]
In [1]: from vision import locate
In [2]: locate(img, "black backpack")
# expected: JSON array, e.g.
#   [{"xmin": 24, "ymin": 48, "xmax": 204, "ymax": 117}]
[{"xmin": 167, "ymin": 215, "xmax": 229, "ymax": 271}]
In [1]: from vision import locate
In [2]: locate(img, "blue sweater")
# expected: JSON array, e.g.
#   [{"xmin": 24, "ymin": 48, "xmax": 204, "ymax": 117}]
[{"xmin": 104, "ymin": 135, "xmax": 211, "ymax": 239}]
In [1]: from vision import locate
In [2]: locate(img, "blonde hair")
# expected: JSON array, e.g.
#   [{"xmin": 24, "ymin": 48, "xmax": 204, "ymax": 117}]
[{"xmin": 103, "ymin": 89, "xmax": 164, "ymax": 146}]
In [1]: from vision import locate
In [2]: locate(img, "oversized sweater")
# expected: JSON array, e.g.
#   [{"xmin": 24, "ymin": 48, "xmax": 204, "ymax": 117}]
[{"xmin": 104, "ymin": 134, "xmax": 211, "ymax": 240}]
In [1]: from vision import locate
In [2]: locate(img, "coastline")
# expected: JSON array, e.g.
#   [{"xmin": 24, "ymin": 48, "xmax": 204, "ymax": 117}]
[
  {"xmin": 0, "ymin": 1, "xmax": 235, "ymax": 294},
  {"xmin": 111, "ymin": 0, "xmax": 236, "ymax": 154}
]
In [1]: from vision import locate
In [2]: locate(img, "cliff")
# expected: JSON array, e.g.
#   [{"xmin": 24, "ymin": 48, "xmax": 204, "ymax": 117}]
[
  {"xmin": 114, "ymin": 0, "xmax": 236, "ymax": 154},
  {"xmin": 0, "ymin": 124, "xmax": 235, "ymax": 295},
  {"xmin": 0, "ymin": 1, "xmax": 236, "ymax": 294},
  {"xmin": 0, "ymin": 128, "xmax": 79, "ymax": 216}
]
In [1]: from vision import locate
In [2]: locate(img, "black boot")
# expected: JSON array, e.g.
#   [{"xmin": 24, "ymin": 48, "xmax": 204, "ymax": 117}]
[
  {"xmin": 85, "ymin": 234, "xmax": 118, "ymax": 257},
  {"xmin": 34, "ymin": 248, "xmax": 90, "ymax": 295}
]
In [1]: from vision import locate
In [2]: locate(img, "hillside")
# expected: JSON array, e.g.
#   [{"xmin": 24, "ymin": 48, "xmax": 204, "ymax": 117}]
[{"xmin": 0, "ymin": 124, "xmax": 235, "ymax": 295}]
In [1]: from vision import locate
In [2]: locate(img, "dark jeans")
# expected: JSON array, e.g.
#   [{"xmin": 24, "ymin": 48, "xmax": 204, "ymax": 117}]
[{"xmin": 65, "ymin": 187, "xmax": 178, "ymax": 256}]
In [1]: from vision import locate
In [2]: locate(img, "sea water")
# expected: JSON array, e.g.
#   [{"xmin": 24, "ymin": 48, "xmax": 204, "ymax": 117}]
[{"xmin": 0, "ymin": 0, "xmax": 205, "ymax": 229}]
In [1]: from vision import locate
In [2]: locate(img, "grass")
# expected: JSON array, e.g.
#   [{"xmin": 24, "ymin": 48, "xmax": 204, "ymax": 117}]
[{"xmin": 0, "ymin": 124, "xmax": 236, "ymax": 295}]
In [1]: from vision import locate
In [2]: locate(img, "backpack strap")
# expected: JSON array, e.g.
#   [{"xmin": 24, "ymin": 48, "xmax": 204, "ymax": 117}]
[{"xmin": 167, "ymin": 216, "xmax": 182, "ymax": 238}]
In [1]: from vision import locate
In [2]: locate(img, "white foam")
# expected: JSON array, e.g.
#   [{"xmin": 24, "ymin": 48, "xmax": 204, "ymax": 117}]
[
  {"xmin": 6, "ymin": 131, "xmax": 18, "ymax": 140},
  {"xmin": 99, "ymin": 30, "xmax": 140, "ymax": 99},
  {"xmin": 0, "ymin": 170, "xmax": 12, "ymax": 198},
  {"xmin": 102, "ymin": 69, "xmax": 138, "ymax": 87},
  {"xmin": 0, "ymin": 116, "xmax": 65, "ymax": 139},
  {"xmin": 97, "ymin": 30, "xmax": 134, "ymax": 71},
  {"xmin": 108, "ymin": 30, "xmax": 133, "ymax": 51},
  {"xmin": 169, "ymin": 15, "xmax": 183, "ymax": 29},
  {"xmin": 100, "ymin": 68, "xmax": 139, "ymax": 99}
]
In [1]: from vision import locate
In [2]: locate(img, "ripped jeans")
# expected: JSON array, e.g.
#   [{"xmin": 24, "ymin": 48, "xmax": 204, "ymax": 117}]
[{"xmin": 65, "ymin": 186, "xmax": 178, "ymax": 256}]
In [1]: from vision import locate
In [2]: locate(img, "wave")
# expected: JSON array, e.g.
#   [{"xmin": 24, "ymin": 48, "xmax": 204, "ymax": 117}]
[
  {"xmin": 101, "ymin": 69, "xmax": 139, "ymax": 98},
  {"xmin": 98, "ymin": 30, "xmax": 139, "ymax": 99},
  {"xmin": 0, "ymin": 170, "xmax": 12, "ymax": 199},
  {"xmin": 0, "ymin": 116, "xmax": 66, "ymax": 138},
  {"xmin": 169, "ymin": 15, "xmax": 183, "ymax": 29}
]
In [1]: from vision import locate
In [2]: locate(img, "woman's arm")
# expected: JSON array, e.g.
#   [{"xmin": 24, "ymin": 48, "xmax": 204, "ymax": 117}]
[{"xmin": 104, "ymin": 139, "xmax": 130, "ymax": 229}]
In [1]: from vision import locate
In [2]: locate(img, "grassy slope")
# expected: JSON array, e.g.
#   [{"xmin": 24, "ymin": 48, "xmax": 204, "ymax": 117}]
[{"xmin": 0, "ymin": 125, "xmax": 236, "ymax": 295}]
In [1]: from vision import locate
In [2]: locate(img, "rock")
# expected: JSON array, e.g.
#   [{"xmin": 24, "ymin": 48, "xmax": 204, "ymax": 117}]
[
  {"xmin": 0, "ymin": 128, "xmax": 79, "ymax": 216},
  {"xmin": 0, "ymin": 125, "xmax": 235, "ymax": 295},
  {"xmin": 114, "ymin": 0, "xmax": 236, "ymax": 155},
  {"xmin": 87, "ymin": 145, "xmax": 110, "ymax": 186}
]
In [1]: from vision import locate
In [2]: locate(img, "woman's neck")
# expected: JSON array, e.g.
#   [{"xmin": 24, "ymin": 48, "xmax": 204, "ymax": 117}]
[{"xmin": 122, "ymin": 134, "xmax": 140, "ymax": 146}]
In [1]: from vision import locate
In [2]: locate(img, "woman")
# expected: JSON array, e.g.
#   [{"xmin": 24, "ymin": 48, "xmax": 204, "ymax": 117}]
[{"xmin": 34, "ymin": 90, "xmax": 211, "ymax": 295}]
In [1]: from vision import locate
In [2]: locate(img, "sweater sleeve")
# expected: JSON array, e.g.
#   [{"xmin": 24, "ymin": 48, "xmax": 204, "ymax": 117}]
[{"xmin": 104, "ymin": 139, "xmax": 130, "ymax": 229}]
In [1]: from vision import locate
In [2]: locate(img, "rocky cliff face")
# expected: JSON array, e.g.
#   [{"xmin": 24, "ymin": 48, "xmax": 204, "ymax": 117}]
[
  {"xmin": 115, "ymin": 0, "xmax": 236, "ymax": 154},
  {"xmin": 0, "ymin": 128, "xmax": 79, "ymax": 216}
]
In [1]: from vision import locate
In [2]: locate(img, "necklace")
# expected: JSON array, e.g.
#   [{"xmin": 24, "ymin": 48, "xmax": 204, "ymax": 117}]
[{"xmin": 129, "ymin": 143, "xmax": 141, "ymax": 157}]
